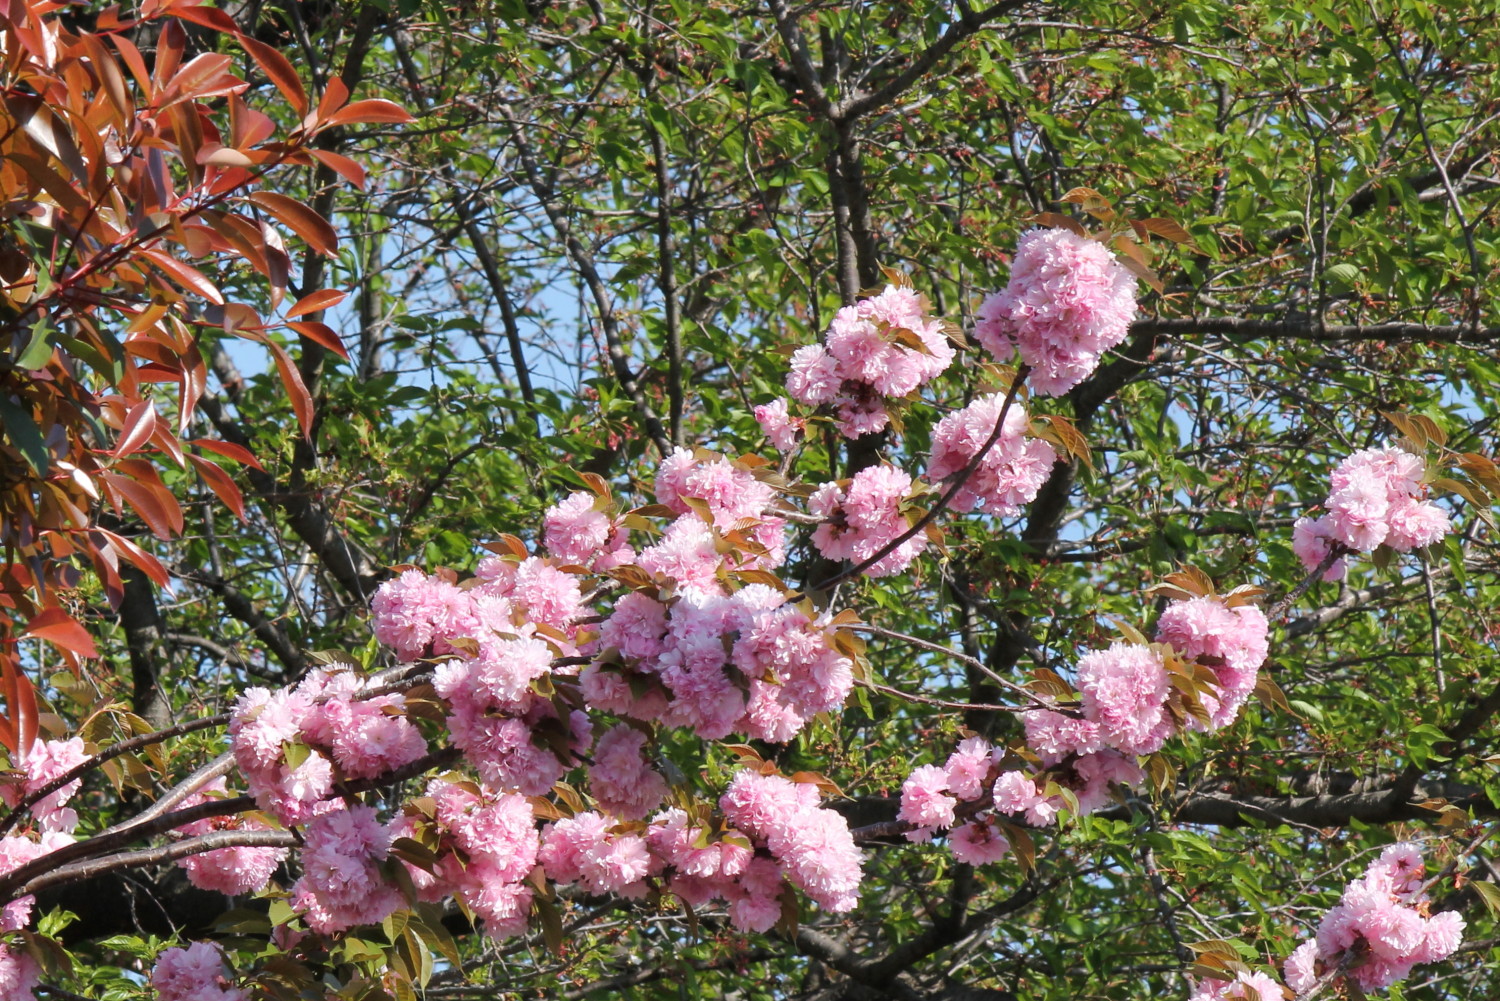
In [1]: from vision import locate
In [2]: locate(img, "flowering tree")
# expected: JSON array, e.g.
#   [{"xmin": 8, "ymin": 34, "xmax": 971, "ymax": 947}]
[{"xmin": 2, "ymin": 2, "xmax": 1500, "ymax": 1001}]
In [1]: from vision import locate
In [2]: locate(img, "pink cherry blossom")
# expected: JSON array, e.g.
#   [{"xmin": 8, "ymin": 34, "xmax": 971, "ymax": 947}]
[
  {"xmin": 1187, "ymin": 970, "xmax": 1283, "ymax": 1001},
  {"xmin": 811, "ymin": 465, "xmax": 928, "ymax": 577},
  {"xmin": 948, "ymin": 820, "xmax": 1012, "ymax": 866},
  {"xmin": 291, "ymin": 806, "xmax": 403, "ymax": 934},
  {"xmin": 898, "ymin": 764, "xmax": 956, "ymax": 831},
  {"xmin": 1155, "ymin": 596, "xmax": 1269, "ymax": 730},
  {"xmin": 544, "ymin": 491, "xmax": 633, "ymax": 570},
  {"xmin": 589, "ymin": 724, "xmax": 669, "ymax": 820},
  {"xmin": 1074, "ymin": 641, "xmax": 1173, "ymax": 755},
  {"xmin": 754, "ymin": 398, "xmax": 804, "ymax": 452},
  {"xmin": 974, "ymin": 227, "xmax": 1138, "ymax": 396},
  {"xmin": 927, "ymin": 394, "xmax": 1055, "ymax": 516},
  {"xmin": 1287, "ymin": 842, "xmax": 1464, "ymax": 993},
  {"xmin": 151, "ymin": 942, "xmax": 245, "ymax": 1001}
]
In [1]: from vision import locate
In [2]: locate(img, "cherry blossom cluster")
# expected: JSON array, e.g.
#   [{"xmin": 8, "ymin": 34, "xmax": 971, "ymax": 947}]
[
  {"xmin": 927, "ymin": 393, "xmax": 1057, "ymax": 517},
  {"xmin": 810, "ymin": 465, "xmax": 928, "ymax": 577},
  {"xmin": 898, "ymin": 735, "xmax": 1142, "ymax": 864},
  {"xmin": 786, "ymin": 284, "xmax": 955, "ymax": 438},
  {"xmin": 543, "ymin": 490, "xmax": 634, "ymax": 570},
  {"xmin": 1294, "ymin": 445, "xmax": 1450, "ymax": 582},
  {"xmin": 651, "ymin": 447, "xmax": 787, "ymax": 577},
  {"xmin": 901, "ymin": 592, "xmax": 1268, "ymax": 862},
  {"xmin": 150, "ymin": 941, "xmax": 245, "ymax": 1001},
  {"xmin": 173, "ymin": 778, "xmax": 287, "ymax": 895},
  {"xmin": 371, "ymin": 556, "xmax": 591, "ymax": 796},
  {"xmin": 395, "ymin": 778, "xmax": 539, "ymax": 940},
  {"xmin": 291, "ymin": 805, "xmax": 404, "ymax": 934},
  {"xmin": 0, "ymin": 737, "xmax": 91, "ymax": 998},
  {"xmin": 586, "ymin": 584, "xmax": 853, "ymax": 744},
  {"xmin": 230, "ymin": 667, "xmax": 428, "ymax": 825},
  {"xmin": 0, "ymin": 737, "xmax": 87, "ymax": 834},
  {"xmin": 974, "ymin": 227, "xmax": 1139, "ymax": 396},
  {"xmin": 532, "ymin": 769, "xmax": 860, "ymax": 934},
  {"xmin": 1186, "ymin": 970, "xmax": 1282, "ymax": 1001},
  {"xmin": 1283, "ymin": 842, "xmax": 1464, "ymax": 994}
]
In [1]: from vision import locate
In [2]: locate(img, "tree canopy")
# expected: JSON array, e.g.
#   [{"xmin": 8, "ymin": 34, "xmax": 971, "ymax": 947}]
[{"xmin": 1, "ymin": 1, "xmax": 1499, "ymax": 1000}]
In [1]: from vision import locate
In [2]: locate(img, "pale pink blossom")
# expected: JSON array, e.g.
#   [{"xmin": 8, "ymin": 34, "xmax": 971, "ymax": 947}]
[
  {"xmin": 544, "ymin": 492, "xmax": 633, "ymax": 570},
  {"xmin": 0, "ymin": 945, "xmax": 38, "ymax": 1001},
  {"xmin": 1186, "ymin": 970, "xmax": 1283, "ymax": 1001},
  {"xmin": 948, "ymin": 820, "xmax": 1011, "ymax": 866},
  {"xmin": 754, "ymin": 398, "xmax": 804, "ymax": 452},
  {"xmin": 3, "ymin": 737, "xmax": 87, "ymax": 833},
  {"xmin": 974, "ymin": 228, "xmax": 1138, "ymax": 396},
  {"xmin": 1292, "ymin": 515, "xmax": 1348, "ymax": 582},
  {"xmin": 811, "ymin": 465, "xmax": 928, "ymax": 577},
  {"xmin": 1288, "ymin": 842, "xmax": 1464, "ymax": 993},
  {"xmin": 589, "ymin": 724, "xmax": 669, "ymax": 820},
  {"xmin": 1074, "ymin": 642, "xmax": 1173, "ymax": 755},
  {"xmin": 927, "ymin": 394, "xmax": 1055, "ymax": 516},
  {"xmin": 943, "ymin": 737, "xmax": 995, "ymax": 800},
  {"xmin": 898, "ymin": 764, "xmax": 956, "ymax": 831},
  {"xmin": 174, "ymin": 779, "xmax": 287, "ymax": 896},
  {"xmin": 1155, "ymin": 597, "xmax": 1269, "ymax": 730},
  {"xmin": 291, "ymin": 806, "xmax": 402, "ymax": 934},
  {"xmin": 151, "ymin": 942, "xmax": 245, "ymax": 1001}
]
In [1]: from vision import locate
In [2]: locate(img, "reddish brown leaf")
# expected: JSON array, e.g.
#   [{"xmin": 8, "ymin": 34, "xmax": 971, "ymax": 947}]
[
  {"xmin": 188, "ymin": 454, "xmax": 247, "ymax": 521},
  {"xmin": 267, "ymin": 340, "xmax": 315, "ymax": 437},
  {"xmin": 323, "ymin": 99, "xmax": 416, "ymax": 128},
  {"xmin": 247, "ymin": 191, "xmax": 338, "ymax": 257},
  {"xmin": 159, "ymin": 52, "xmax": 245, "ymax": 108},
  {"xmin": 308, "ymin": 77, "xmax": 350, "ymax": 131},
  {"xmin": 170, "ymin": 3, "xmax": 239, "ymax": 34},
  {"xmin": 113, "ymin": 400, "xmax": 157, "ymax": 458},
  {"xmin": 97, "ymin": 527, "xmax": 170, "ymax": 588},
  {"xmin": 139, "ymin": 249, "xmax": 225, "ymax": 304},
  {"xmin": 192, "ymin": 438, "xmax": 263, "ymax": 470},
  {"xmin": 23, "ymin": 607, "xmax": 99, "ymax": 659},
  {"xmin": 109, "ymin": 33, "xmax": 153, "ymax": 92},
  {"xmin": 287, "ymin": 320, "xmax": 349, "ymax": 358},
  {"xmin": 156, "ymin": 18, "xmax": 189, "ymax": 88},
  {"xmin": 237, "ymin": 33, "xmax": 308, "ymax": 116},
  {"xmin": 310, "ymin": 148, "xmax": 366, "ymax": 189},
  {"xmin": 287, "ymin": 288, "xmax": 348, "ymax": 318},
  {"xmin": 227, "ymin": 93, "xmax": 276, "ymax": 148},
  {"xmin": 197, "ymin": 144, "xmax": 259, "ymax": 168}
]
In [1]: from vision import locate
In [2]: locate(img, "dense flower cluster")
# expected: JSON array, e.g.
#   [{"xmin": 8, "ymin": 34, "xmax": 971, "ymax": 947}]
[
  {"xmin": 653, "ymin": 448, "xmax": 787, "ymax": 574},
  {"xmin": 1295, "ymin": 446, "xmax": 1450, "ymax": 581},
  {"xmin": 291, "ymin": 806, "xmax": 403, "ymax": 934},
  {"xmin": 1, "ymin": 737, "xmax": 87, "ymax": 833},
  {"xmin": 586, "ymin": 584, "xmax": 853, "ymax": 743},
  {"xmin": 0, "ymin": 946, "xmax": 38, "ymax": 1001},
  {"xmin": 787, "ymin": 284, "xmax": 954, "ymax": 438},
  {"xmin": 897, "ymin": 735, "xmax": 1142, "ymax": 863},
  {"xmin": 926, "ymin": 394, "xmax": 1056, "ymax": 517},
  {"xmin": 810, "ymin": 465, "xmax": 928, "ymax": 577},
  {"xmin": 1153, "ymin": 597, "xmax": 1269, "ymax": 731},
  {"xmin": 0, "ymin": 737, "xmax": 89, "ymax": 994},
  {"xmin": 150, "ymin": 942, "xmax": 245, "ymax": 1001},
  {"xmin": 543, "ymin": 491, "xmax": 633, "ymax": 570},
  {"xmin": 904, "ymin": 591, "xmax": 1270, "ymax": 865},
  {"xmin": 754, "ymin": 398, "xmax": 804, "ymax": 453},
  {"xmin": 1283, "ymin": 843, "xmax": 1463, "ymax": 994},
  {"xmin": 231, "ymin": 668, "xmax": 428, "ymax": 825},
  {"xmin": 974, "ymin": 228, "xmax": 1138, "ymax": 396},
  {"xmin": 396, "ymin": 778, "xmax": 539, "ymax": 940},
  {"xmin": 536, "ymin": 769, "xmax": 860, "ymax": 933},
  {"xmin": 1186, "ymin": 970, "xmax": 1282, "ymax": 1001},
  {"xmin": 173, "ymin": 779, "xmax": 287, "ymax": 896},
  {"xmin": 719, "ymin": 770, "xmax": 863, "ymax": 914}
]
